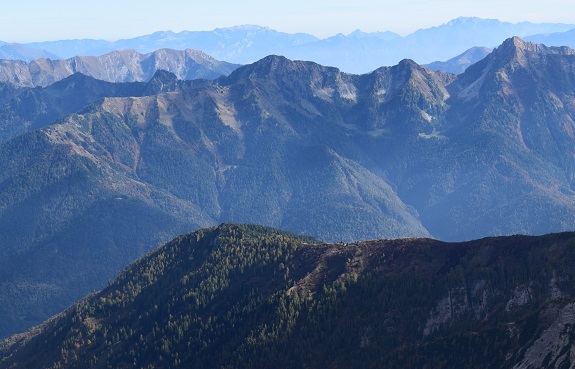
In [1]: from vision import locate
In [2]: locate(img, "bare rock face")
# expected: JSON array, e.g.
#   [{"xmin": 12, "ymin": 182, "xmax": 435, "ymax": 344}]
[{"xmin": 512, "ymin": 303, "xmax": 575, "ymax": 369}]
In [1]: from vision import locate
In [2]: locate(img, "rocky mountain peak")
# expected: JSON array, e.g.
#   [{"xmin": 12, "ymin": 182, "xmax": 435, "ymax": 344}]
[
  {"xmin": 254, "ymin": 54, "xmax": 295, "ymax": 72},
  {"xmin": 396, "ymin": 58, "xmax": 419, "ymax": 69},
  {"xmin": 498, "ymin": 36, "xmax": 543, "ymax": 57},
  {"xmin": 182, "ymin": 48, "xmax": 214, "ymax": 63},
  {"xmin": 149, "ymin": 69, "xmax": 178, "ymax": 83},
  {"xmin": 491, "ymin": 36, "xmax": 575, "ymax": 67},
  {"xmin": 144, "ymin": 69, "xmax": 179, "ymax": 94},
  {"xmin": 224, "ymin": 54, "xmax": 330, "ymax": 84},
  {"xmin": 395, "ymin": 59, "xmax": 433, "ymax": 79},
  {"xmin": 487, "ymin": 36, "xmax": 527, "ymax": 63},
  {"xmin": 391, "ymin": 58, "xmax": 445, "ymax": 89},
  {"xmin": 501, "ymin": 35, "xmax": 575, "ymax": 54},
  {"xmin": 452, "ymin": 37, "xmax": 563, "ymax": 99}
]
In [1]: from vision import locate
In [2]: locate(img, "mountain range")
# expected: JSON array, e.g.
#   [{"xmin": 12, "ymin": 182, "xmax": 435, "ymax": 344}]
[
  {"xmin": 2, "ymin": 224, "xmax": 575, "ymax": 368},
  {"xmin": 0, "ymin": 36, "xmax": 575, "ymax": 340},
  {"xmin": 526, "ymin": 27, "xmax": 575, "ymax": 48},
  {"xmin": 3, "ymin": 17, "xmax": 574, "ymax": 73},
  {"xmin": 0, "ymin": 48, "xmax": 239, "ymax": 88}
]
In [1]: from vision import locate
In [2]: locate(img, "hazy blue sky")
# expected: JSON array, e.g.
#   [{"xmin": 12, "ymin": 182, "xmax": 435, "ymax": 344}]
[{"xmin": 2, "ymin": 0, "xmax": 575, "ymax": 42}]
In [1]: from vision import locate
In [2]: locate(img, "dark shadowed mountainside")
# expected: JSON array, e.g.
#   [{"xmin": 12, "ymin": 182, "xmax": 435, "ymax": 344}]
[{"xmin": 2, "ymin": 224, "xmax": 575, "ymax": 369}]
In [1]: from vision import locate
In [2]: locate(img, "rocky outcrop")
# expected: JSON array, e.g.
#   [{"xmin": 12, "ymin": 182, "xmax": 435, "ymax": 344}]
[{"xmin": 512, "ymin": 303, "xmax": 575, "ymax": 369}]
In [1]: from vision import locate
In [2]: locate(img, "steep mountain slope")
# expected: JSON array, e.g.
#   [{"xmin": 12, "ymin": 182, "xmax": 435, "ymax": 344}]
[
  {"xmin": 0, "ymin": 70, "xmax": 201, "ymax": 143},
  {"xmin": 0, "ymin": 81, "xmax": 22, "ymax": 105},
  {"xmin": 0, "ymin": 56, "xmax": 439, "ymax": 338},
  {"xmin": 0, "ymin": 73, "xmax": 141, "ymax": 143},
  {"xmin": 2, "ymin": 224, "xmax": 575, "ymax": 369},
  {"xmin": 1, "ymin": 37, "xmax": 575, "ymax": 339},
  {"xmin": 26, "ymin": 56, "xmax": 431, "ymax": 242},
  {"xmin": 0, "ymin": 48, "xmax": 239, "ymax": 87},
  {"xmin": 200, "ymin": 37, "xmax": 575, "ymax": 241},
  {"xmin": 0, "ymin": 119, "xmax": 212, "ymax": 339},
  {"xmin": 0, "ymin": 72, "xmax": 215, "ymax": 338},
  {"xmin": 426, "ymin": 37, "xmax": 575, "ymax": 240},
  {"xmin": 426, "ymin": 46, "xmax": 492, "ymax": 74}
]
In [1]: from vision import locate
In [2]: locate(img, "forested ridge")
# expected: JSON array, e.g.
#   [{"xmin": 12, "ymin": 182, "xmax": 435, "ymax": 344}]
[{"xmin": 2, "ymin": 224, "xmax": 575, "ymax": 368}]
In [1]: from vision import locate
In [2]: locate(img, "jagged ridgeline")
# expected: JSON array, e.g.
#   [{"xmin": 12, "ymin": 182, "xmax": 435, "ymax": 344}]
[
  {"xmin": 2, "ymin": 35, "xmax": 575, "ymax": 344},
  {"xmin": 2, "ymin": 224, "xmax": 575, "ymax": 369}
]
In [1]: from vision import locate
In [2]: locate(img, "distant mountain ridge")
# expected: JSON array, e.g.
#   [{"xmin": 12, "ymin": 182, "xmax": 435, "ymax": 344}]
[
  {"xmin": 5, "ymin": 17, "xmax": 574, "ymax": 73},
  {"xmin": 24, "ymin": 26, "xmax": 318, "ymax": 63},
  {"xmin": 426, "ymin": 46, "xmax": 492, "ymax": 74},
  {"xmin": 0, "ymin": 43, "xmax": 59, "ymax": 62},
  {"xmin": 0, "ymin": 48, "xmax": 239, "ymax": 87},
  {"xmin": 526, "ymin": 28, "xmax": 575, "ymax": 48}
]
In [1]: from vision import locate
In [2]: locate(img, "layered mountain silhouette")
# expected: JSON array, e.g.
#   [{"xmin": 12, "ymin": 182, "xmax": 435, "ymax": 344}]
[
  {"xmin": 2, "ymin": 224, "xmax": 575, "ymax": 368},
  {"xmin": 426, "ymin": 46, "xmax": 492, "ymax": 74},
  {"xmin": 25, "ymin": 26, "xmax": 319, "ymax": 63},
  {"xmin": 526, "ymin": 27, "xmax": 575, "ymax": 49},
  {"xmin": 0, "ymin": 37, "xmax": 574, "ymax": 338},
  {"xmin": 8, "ymin": 18, "xmax": 575, "ymax": 73},
  {"xmin": 0, "ymin": 48, "xmax": 239, "ymax": 87},
  {"xmin": 0, "ymin": 43, "xmax": 59, "ymax": 62}
]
